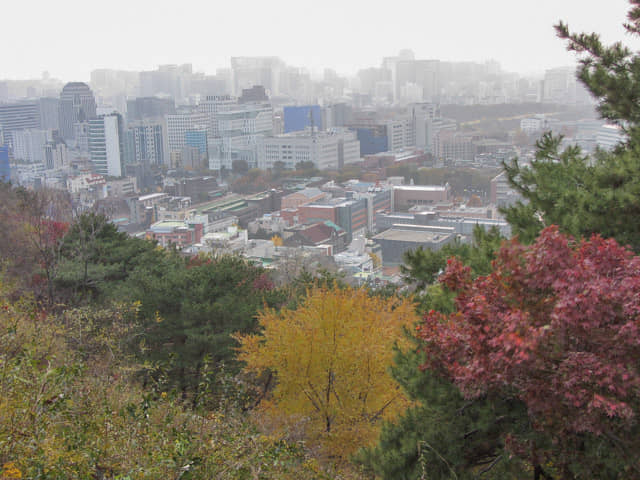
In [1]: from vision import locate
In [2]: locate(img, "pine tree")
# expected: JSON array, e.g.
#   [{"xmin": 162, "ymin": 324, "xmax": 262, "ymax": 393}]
[{"xmin": 503, "ymin": 2, "xmax": 640, "ymax": 251}]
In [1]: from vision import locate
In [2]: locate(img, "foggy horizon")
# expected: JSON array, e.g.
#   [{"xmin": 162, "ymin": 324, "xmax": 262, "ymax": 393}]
[{"xmin": 3, "ymin": 0, "xmax": 640, "ymax": 82}]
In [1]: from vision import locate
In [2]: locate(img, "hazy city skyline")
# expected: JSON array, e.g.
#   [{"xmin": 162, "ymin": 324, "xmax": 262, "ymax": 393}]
[{"xmin": 4, "ymin": 0, "xmax": 640, "ymax": 82}]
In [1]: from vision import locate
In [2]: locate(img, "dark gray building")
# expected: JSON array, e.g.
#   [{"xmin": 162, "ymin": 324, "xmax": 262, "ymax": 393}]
[
  {"xmin": 126, "ymin": 97, "xmax": 176, "ymax": 123},
  {"xmin": 58, "ymin": 82, "xmax": 97, "ymax": 141},
  {"xmin": 372, "ymin": 227, "xmax": 455, "ymax": 265},
  {"xmin": 239, "ymin": 85, "xmax": 268, "ymax": 104},
  {"xmin": 38, "ymin": 97, "xmax": 60, "ymax": 131}
]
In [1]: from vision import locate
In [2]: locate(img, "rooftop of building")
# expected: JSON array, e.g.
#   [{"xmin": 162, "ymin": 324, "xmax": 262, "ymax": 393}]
[
  {"xmin": 373, "ymin": 228, "xmax": 453, "ymax": 243},
  {"xmin": 191, "ymin": 194, "xmax": 245, "ymax": 214},
  {"xmin": 342, "ymin": 180, "xmax": 376, "ymax": 192},
  {"xmin": 393, "ymin": 185, "xmax": 448, "ymax": 192},
  {"xmin": 247, "ymin": 189, "xmax": 281, "ymax": 201},
  {"xmin": 294, "ymin": 221, "xmax": 344, "ymax": 244},
  {"xmin": 304, "ymin": 197, "xmax": 362, "ymax": 208},
  {"xmin": 367, "ymin": 149, "xmax": 424, "ymax": 160},
  {"xmin": 148, "ymin": 220, "xmax": 190, "ymax": 232},
  {"xmin": 274, "ymin": 127, "xmax": 353, "ymax": 139},
  {"xmin": 69, "ymin": 172, "xmax": 104, "ymax": 179},
  {"xmin": 138, "ymin": 192, "xmax": 168, "ymax": 202},
  {"xmin": 283, "ymin": 187, "xmax": 323, "ymax": 199}
]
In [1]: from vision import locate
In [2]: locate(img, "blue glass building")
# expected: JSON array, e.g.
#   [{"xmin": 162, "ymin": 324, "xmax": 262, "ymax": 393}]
[
  {"xmin": 185, "ymin": 129, "xmax": 208, "ymax": 155},
  {"xmin": 355, "ymin": 126, "xmax": 388, "ymax": 155},
  {"xmin": 0, "ymin": 146, "xmax": 10, "ymax": 182},
  {"xmin": 283, "ymin": 105, "xmax": 322, "ymax": 133}
]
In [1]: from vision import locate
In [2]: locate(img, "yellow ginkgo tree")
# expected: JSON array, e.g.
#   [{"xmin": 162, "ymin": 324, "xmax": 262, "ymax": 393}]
[{"xmin": 236, "ymin": 286, "xmax": 418, "ymax": 460}]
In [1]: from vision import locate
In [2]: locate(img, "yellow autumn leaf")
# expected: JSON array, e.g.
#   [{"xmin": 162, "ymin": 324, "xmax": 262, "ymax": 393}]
[{"xmin": 236, "ymin": 285, "xmax": 418, "ymax": 461}]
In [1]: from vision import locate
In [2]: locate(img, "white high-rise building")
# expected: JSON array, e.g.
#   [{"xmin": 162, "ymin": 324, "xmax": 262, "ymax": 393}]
[
  {"xmin": 597, "ymin": 124, "xmax": 626, "ymax": 151},
  {"xmin": 89, "ymin": 114, "xmax": 124, "ymax": 177},
  {"xmin": 386, "ymin": 117, "xmax": 415, "ymax": 152},
  {"xmin": 257, "ymin": 128, "xmax": 360, "ymax": 171},
  {"xmin": 12, "ymin": 129, "xmax": 52, "ymax": 164},
  {"xmin": 520, "ymin": 116, "xmax": 548, "ymax": 135},
  {"xmin": 208, "ymin": 103, "xmax": 273, "ymax": 170},
  {"xmin": 230, "ymin": 57, "xmax": 284, "ymax": 96},
  {"xmin": 543, "ymin": 67, "xmax": 577, "ymax": 104},
  {"xmin": 165, "ymin": 112, "xmax": 208, "ymax": 161},
  {"xmin": 400, "ymin": 83, "xmax": 423, "ymax": 104},
  {"xmin": 197, "ymin": 95, "xmax": 237, "ymax": 137},
  {"xmin": 411, "ymin": 103, "xmax": 439, "ymax": 152}
]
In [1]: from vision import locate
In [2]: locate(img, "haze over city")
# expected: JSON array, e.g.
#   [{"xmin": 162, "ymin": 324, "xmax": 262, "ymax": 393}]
[{"xmin": 3, "ymin": 0, "xmax": 639, "ymax": 80}]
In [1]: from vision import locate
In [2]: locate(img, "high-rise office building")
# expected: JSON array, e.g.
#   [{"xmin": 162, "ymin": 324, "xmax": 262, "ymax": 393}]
[
  {"xmin": 197, "ymin": 95, "xmax": 237, "ymax": 137},
  {"xmin": 89, "ymin": 114, "xmax": 124, "ymax": 177},
  {"xmin": 357, "ymin": 68, "xmax": 392, "ymax": 97},
  {"xmin": 165, "ymin": 112, "xmax": 208, "ymax": 162},
  {"xmin": 38, "ymin": 97, "xmax": 60, "ymax": 131},
  {"xmin": 415, "ymin": 60, "xmax": 440, "ymax": 102},
  {"xmin": 411, "ymin": 102, "xmax": 439, "ymax": 152},
  {"xmin": 74, "ymin": 123, "xmax": 90, "ymax": 153},
  {"xmin": 257, "ymin": 128, "xmax": 360, "ymax": 171},
  {"xmin": 189, "ymin": 73, "xmax": 229, "ymax": 97},
  {"xmin": 386, "ymin": 117, "xmax": 416, "ymax": 152},
  {"xmin": 0, "ymin": 101, "xmax": 41, "ymax": 146},
  {"xmin": 185, "ymin": 128, "xmax": 208, "ymax": 156},
  {"xmin": 139, "ymin": 64, "xmax": 192, "ymax": 100},
  {"xmin": 239, "ymin": 85, "xmax": 268, "ymax": 104},
  {"xmin": 230, "ymin": 57, "xmax": 284, "ymax": 96},
  {"xmin": 58, "ymin": 82, "xmax": 97, "ymax": 141},
  {"xmin": 323, "ymin": 103, "xmax": 352, "ymax": 129},
  {"xmin": 543, "ymin": 67, "xmax": 578, "ymax": 104},
  {"xmin": 43, "ymin": 140, "xmax": 68, "ymax": 170},
  {"xmin": 126, "ymin": 97, "xmax": 176, "ymax": 123},
  {"xmin": 12, "ymin": 129, "xmax": 51, "ymax": 164},
  {"xmin": 124, "ymin": 122, "xmax": 165, "ymax": 166},
  {"xmin": 90, "ymin": 69, "xmax": 140, "ymax": 99},
  {"xmin": 208, "ymin": 103, "xmax": 273, "ymax": 170},
  {"xmin": 0, "ymin": 83, "xmax": 8, "ymax": 102}
]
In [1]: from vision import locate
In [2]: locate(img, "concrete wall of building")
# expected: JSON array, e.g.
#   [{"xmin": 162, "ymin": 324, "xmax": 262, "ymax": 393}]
[
  {"xmin": 299, "ymin": 205, "xmax": 336, "ymax": 224},
  {"xmin": 393, "ymin": 186, "xmax": 449, "ymax": 211}
]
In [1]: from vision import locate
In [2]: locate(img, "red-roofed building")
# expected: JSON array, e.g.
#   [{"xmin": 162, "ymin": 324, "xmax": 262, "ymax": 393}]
[
  {"xmin": 284, "ymin": 221, "xmax": 348, "ymax": 253},
  {"xmin": 146, "ymin": 220, "xmax": 204, "ymax": 248}
]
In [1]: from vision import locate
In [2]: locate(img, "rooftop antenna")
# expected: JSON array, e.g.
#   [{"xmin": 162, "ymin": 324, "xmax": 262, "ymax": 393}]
[{"xmin": 309, "ymin": 107, "xmax": 316, "ymax": 140}]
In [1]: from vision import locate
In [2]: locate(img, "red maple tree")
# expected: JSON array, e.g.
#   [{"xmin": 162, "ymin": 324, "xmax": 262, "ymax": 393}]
[{"xmin": 418, "ymin": 226, "xmax": 640, "ymax": 474}]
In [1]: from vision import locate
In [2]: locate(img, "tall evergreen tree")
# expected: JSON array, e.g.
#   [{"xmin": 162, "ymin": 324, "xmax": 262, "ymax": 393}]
[
  {"xmin": 503, "ymin": 1, "xmax": 640, "ymax": 251},
  {"xmin": 364, "ymin": 4, "xmax": 640, "ymax": 478}
]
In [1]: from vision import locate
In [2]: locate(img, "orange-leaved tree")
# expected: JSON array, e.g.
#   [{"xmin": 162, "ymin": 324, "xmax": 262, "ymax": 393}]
[{"xmin": 236, "ymin": 286, "xmax": 419, "ymax": 460}]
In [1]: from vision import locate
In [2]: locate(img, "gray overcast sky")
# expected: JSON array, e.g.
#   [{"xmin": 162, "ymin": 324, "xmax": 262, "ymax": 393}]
[{"xmin": 2, "ymin": 0, "xmax": 639, "ymax": 81}]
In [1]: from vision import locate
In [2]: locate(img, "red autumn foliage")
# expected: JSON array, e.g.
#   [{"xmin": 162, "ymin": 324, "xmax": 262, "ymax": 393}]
[
  {"xmin": 252, "ymin": 272, "xmax": 274, "ymax": 292},
  {"xmin": 40, "ymin": 219, "xmax": 69, "ymax": 246},
  {"xmin": 186, "ymin": 256, "xmax": 213, "ymax": 269},
  {"xmin": 418, "ymin": 226, "xmax": 640, "ymax": 439}
]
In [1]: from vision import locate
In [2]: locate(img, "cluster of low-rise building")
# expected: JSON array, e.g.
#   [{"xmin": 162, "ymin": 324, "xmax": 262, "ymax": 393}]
[{"xmin": 38, "ymin": 164, "xmax": 512, "ymax": 286}]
